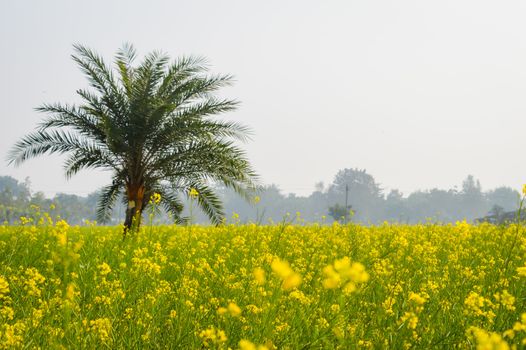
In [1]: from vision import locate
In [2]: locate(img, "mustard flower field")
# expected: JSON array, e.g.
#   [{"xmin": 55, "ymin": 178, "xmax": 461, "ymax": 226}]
[{"xmin": 1, "ymin": 219, "xmax": 526, "ymax": 349}]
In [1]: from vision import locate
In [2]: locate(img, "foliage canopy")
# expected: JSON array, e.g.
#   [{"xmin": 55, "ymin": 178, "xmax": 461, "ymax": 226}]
[{"xmin": 8, "ymin": 44, "xmax": 257, "ymax": 231}]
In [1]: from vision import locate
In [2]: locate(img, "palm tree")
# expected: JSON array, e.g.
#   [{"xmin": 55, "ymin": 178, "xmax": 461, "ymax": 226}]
[{"xmin": 8, "ymin": 44, "xmax": 257, "ymax": 234}]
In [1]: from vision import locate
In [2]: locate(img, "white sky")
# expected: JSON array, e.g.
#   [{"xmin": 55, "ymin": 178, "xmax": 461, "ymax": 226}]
[{"xmin": 1, "ymin": 0, "xmax": 526, "ymax": 197}]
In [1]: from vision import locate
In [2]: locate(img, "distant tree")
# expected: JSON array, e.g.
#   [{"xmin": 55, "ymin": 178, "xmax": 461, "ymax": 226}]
[
  {"xmin": 314, "ymin": 181, "xmax": 325, "ymax": 193},
  {"xmin": 460, "ymin": 175, "xmax": 487, "ymax": 219},
  {"xmin": 327, "ymin": 168, "xmax": 382, "ymax": 222},
  {"xmin": 328, "ymin": 203, "xmax": 354, "ymax": 223},
  {"xmin": 486, "ymin": 187, "xmax": 520, "ymax": 212},
  {"xmin": 383, "ymin": 189, "xmax": 406, "ymax": 222},
  {"xmin": 52, "ymin": 193, "xmax": 96, "ymax": 224},
  {"xmin": 476, "ymin": 204, "xmax": 519, "ymax": 225},
  {"xmin": 8, "ymin": 44, "xmax": 257, "ymax": 234},
  {"xmin": 0, "ymin": 176, "xmax": 33, "ymax": 223},
  {"xmin": 0, "ymin": 176, "xmax": 31, "ymax": 204},
  {"xmin": 488, "ymin": 204, "xmax": 505, "ymax": 219}
]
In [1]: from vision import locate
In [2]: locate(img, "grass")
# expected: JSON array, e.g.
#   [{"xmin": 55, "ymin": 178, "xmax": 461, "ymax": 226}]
[{"xmin": 0, "ymin": 219, "xmax": 525, "ymax": 349}]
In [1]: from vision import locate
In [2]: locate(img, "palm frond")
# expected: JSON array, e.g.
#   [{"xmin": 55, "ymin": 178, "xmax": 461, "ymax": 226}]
[
  {"xmin": 169, "ymin": 75, "xmax": 234, "ymax": 106},
  {"xmin": 132, "ymin": 50, "xmax": 169, "ymax": 101},
  {"xmin": 96, "ymin": 180, "xmax": 123, "ymax": 223},
  {"xmin": 187, "ymin": 184, "xmax": 224, "ymax": 225},
  {"xmin": 158, "ymin": 188, "xmax": 187, "ymax": 224},
  {"xmin": 143, "ymin": 99, "xmax": 242, "ymax": 157},
  {"xmin": 36, "ymin": 103, "xmax": 107, "ymax": 143},
  {"xmin": 156, "ymin": 56, "xmax": 208, "ymax": 98},
  {"xmin": 72, "ymin": 44, "xmax": 127, "ymax": 121},
  {"xmin": 63, "ymin": 149, "xmax": 119, "ymax": 179},
  {"xmin": 7, "ymin": 130, "xmax": 109, "ymax": 167},
  {"xmin": 174, "ymin": 97, "xmax": 239, "ymax": 120},
  {"xmin": 115, "ymin": 43, "xmax": 137, "ymax": 97}
]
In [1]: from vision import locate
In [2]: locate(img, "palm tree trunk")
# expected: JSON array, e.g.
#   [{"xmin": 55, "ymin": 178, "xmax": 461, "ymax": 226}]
[{"xmin": 123, "ymin": 184, "xmax": 145, "ymax": 236}]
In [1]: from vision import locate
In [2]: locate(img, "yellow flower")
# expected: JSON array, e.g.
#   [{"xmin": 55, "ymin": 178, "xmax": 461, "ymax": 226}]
[
  {"xmin": 189, "ymin": 188, "xmax": 199, "ymax": 198},
  {"xmin": 283, "ymin": 273, "xmax": 302, "ymax": 290},
  {"xmin": 227, "ymin": 302, "xmax": 242, "ymax": 317},
  {"xmin": 322, "ymin": 266, "xmax": 341, "ymax": 289},
  {"xmin": 87, "ymin": 318, "xmax": 112, "ymax": 343},
  {"xmin": 65, "ymin": 283, "xmax": 77, "ymax": 301},
  {"xmin": 522, "ymin": 184, "xmax": 526, "ymax": 196},
  {"xmin": 253, "ymin": 267, "xmax": 265, "ymax": 285},
  {"xmin": 494, "ymin": 290, "xmax": 515, "ymax": 311},
  {"xmin": 57, "ymin": 233, "xmax": 67, "ymax": 247},
  {"xmin": 382, "ymin": 297, "xmax": 396, "ymax": 315},
  {"xmin": 467, "ymin": 326, "xmax": 509, "ymax": 350},
  {"xmin": 239, "ymin": 340, "xmax": 269, "ymax": 350},
  {"xmin": 399, "ymin": 312, "xmax": 419, "ymax": 329},
  {"xmin": 343, "ymin": 282, "xmax": 357, "ymax": 294},
  {"xmin": 271, "ymin": 258, "xmax": 302, "ymax": 290},
  {"xmin": 55, "ymin": 219, "xmax": 69, "ymax": 232},
  {"xmin": 330, "ymin": 304, "xmax": 340, "ymax": 314},
  {"xmin": 2, "ymin": 322, "xmax": 26, "ymax": 347},
  {"xmin": 1, "ymin": 306, "xmax": 14, "ymax": 320},
  {"xmin": 271, "ymin": 259, "xmax": 293, "ymax": 279},
  {"xmin": 23, "ymin": 268, "xmax": 46, "ymax": 297},
  {"xmin": 199, "ymin": 327, "xmax": 227, "ymax": 347},
  {"xmin": 322, "ymin": 257, "xmax": 369, "ymax": 294},
  {"xmin": 346, "ymin": 262, "xmax": 370, "ymax": 283},
  {"xmin": 464, "ymin": 291, "xmax": 496, "ymax": 321},
  {"xmin": 98, "ymin": 262, "xmax": 112, "ymax": 276},
  {"xmin": 409, "ymin": 292, "xmax": 427, "ymax": 306},
  {"xmin": 150, "ymin": 192, "xmax": 161, "ymax": 204},
  {"xmin": 0, "ymin": 276, "xmax": 9, "ymax": 296},
  {"xmin": 517, "ymin": 266, "xmax": 526, "ymax": 277},
  {"xmin": 239, "ymin": 340, "xmax": 257, "ymax": 350}
]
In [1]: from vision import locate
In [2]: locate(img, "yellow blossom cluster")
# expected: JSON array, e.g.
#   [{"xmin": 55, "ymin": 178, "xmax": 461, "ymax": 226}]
[
  {"xmin": 150, "ymin": 192, "xmax": 162, "ymax": 205},
  {"xmin": 85, "ymin": 318, "xmax": 112, "ymax": 343},
  {"xmin": 239, "ymin": 339, "xmax": 269, "ymax": 350},
  {"xmin": 98, "ymin": 262, "xmax": 112, "ymax": 276},
  {"xmin": 467, "ymin": 326, "xmax": 510, "ymax": 350},
  {"xmin": 464, "ymin": 291, "xmax": 497, "ymax": 322},
  {"xmin": 218, "ymin": 302, "xmax": 242, "ymax": 317},
  {"xmin": 271, "ymin": 258, "xmax": 302, "ymax": 290},
  {"xmin": 0, "ymin": 213, "xmax": 526, "ymax": 348},
  {"xmin": 494, "ymin": 290, "xmax": 515, "ymax": 311},
  {"xmin": 0, "ymin": 276, "xmax": 9, "ymax": 298},
  {"xmin": 189, "ymin": 188, "xmax": 199, "ymax": 198},
  {"xmin": 322, "ymin": 257, "xmax": 369, "ymax": 294},
  {"xmin": 199, "ymin": 326, "xmax": 227, "ymax": 347}
]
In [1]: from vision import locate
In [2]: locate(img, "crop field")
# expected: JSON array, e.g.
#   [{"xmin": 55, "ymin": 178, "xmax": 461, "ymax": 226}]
[{"xmin": 1, "ymin": 219, "xmax": 526, "ymax": 349}]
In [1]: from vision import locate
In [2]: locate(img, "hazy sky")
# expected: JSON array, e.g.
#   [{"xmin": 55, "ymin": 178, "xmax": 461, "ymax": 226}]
[{"xmin": 1, "ymin": 0, "xmax": 526, "ymax": 197}]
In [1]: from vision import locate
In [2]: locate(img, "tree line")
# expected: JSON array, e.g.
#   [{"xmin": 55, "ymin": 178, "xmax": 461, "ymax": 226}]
[{"xmin": 0, "ymin": 169, "xmax": 520, "ymax": 225}]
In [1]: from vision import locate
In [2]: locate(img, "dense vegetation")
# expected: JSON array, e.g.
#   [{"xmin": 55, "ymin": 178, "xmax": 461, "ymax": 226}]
[
  {"xmin": 0, "ymin": 172, "xmax": 519, "ymax": 225},
  {"xmin": 0, "ymin": 217, "xmax": 525, "ymax": 348}
]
